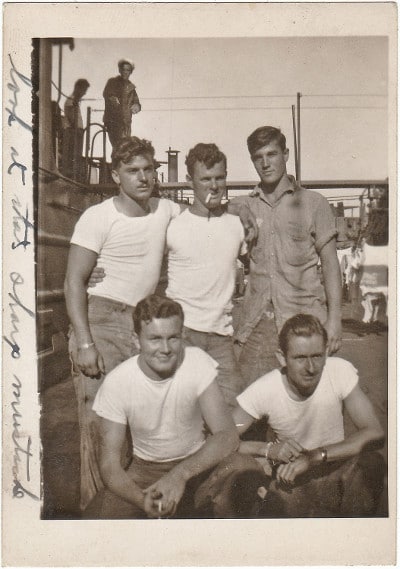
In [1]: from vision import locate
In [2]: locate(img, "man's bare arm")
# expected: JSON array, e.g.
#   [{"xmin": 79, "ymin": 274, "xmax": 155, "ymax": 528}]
[
  {"xmin": 317, "ymin": 383, "xmax": 384, "ymax": 461},
  {"xmin": 227, "ymin": 197, "xmax": 258, "ymax": 248},
  {"xmin": 320, "ymin": 238, "xmax": 342, "ymax": 354},
  {"xmin": 233, "ymin": 405, "xmax": 302, "ymax": 463},
  {"xmin": 98, "ymin": 418, "xmax": 159, "ymax": 518},
  {"xmin": 145, "ymin": 382, "xmax": 239, "ymax": 516},
  {"xmin": 276, "ymin": 384, "xmax": 384, "ymax": 483},
  {"xmin": 64, "ymin": 244, "xmax": 105, "ymax": 377}
]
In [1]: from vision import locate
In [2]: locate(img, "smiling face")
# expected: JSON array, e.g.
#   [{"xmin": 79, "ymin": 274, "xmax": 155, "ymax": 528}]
[
  {"xmin": 138, "ymin": 316, "xmax": 184, "ymax": 380},
  {"xmin": 112, "ymin": 154, "xmax": 155, "ymax": 205},
  {"xmin": 251, "ymin": 140, "xmax": 289, "ymax": 188},
  {"xmin": 189, "ymin": 160, "xmax": 227, "ymax": 214},
  {"xmin": 280, "ymin": 334, "xmax": 327, "ymax": 399},
  {"xmin": 119, "ymin": 63, "xmax": 133, "ymax": 80}
]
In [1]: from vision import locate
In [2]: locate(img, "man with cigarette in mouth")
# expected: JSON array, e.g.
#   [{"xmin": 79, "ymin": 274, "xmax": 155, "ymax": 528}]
[
  {"xmin": 70, "ymin": 137, "xmax": 257, "ymax": 510},
  {"xmin": 232, "ymin": 313, "xmax": 385, "ymax": 517},
  {"xmin": 85, "ymin": 294, "xmax": 265, "ymax": 519},
  {"xmin": 165, "ymin": 143, "xmax": 248, "ymax": 407},
  {"xmin": 89, "ymin": 142, "xmax": 252, "ymax": 408}
]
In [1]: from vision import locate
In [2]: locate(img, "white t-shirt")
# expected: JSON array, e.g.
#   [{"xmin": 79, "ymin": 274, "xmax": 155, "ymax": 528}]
[
  {"xmin": 237, "ymin": 357, "xmax": 358, "ymax": 450},
  {"xmin": 93, "ymin": 347, "xmax": 218, "ymax": 462},
  {"xmin": 70, "ymin": 197, "xmax": 180, "ymax": 306},
  {"xmin": 166, "ymin": 209, "xmax": 245, "ymax": 335}
]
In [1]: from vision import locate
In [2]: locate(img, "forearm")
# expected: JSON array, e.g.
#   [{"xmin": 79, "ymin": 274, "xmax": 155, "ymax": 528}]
[
  {"xmin": 171, "ymin": 430, "xmax": 239, "ymax": 482},
  {"xmin": 239, "ymin": 440, "xmax": 268, "ymax": 457},
  {"xmin": 101, "ymin": 460, "xmax": 145, "ymax": 510},
  {"xmin": 308, "ymin": 427, "xmax": 384, "ymax": 466},
  {"xmin": 64, "ymin": 279, "xmax": 92, "ymax": 344},
  {"xmin": 321, "ymin": 252, "xmax": 342, "ymax": 321},
  {"xmin": 226, "ymin": 197, "xmax": 249, "ymax": 216}
]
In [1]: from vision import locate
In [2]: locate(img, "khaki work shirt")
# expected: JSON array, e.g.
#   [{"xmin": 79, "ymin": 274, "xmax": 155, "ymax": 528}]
[{"xmin": 234, "ymin": 175, "xmax": 338, "ymax": 343}]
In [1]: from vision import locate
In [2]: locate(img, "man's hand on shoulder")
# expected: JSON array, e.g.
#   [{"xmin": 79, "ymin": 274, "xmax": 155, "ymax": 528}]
[
  {"xmin": 238, "ymin": 204, "xmax": 258, "ymax": 250},
  {"xmin": 227, "ymin": 199, "xmax": 258, "ymax": 250}
]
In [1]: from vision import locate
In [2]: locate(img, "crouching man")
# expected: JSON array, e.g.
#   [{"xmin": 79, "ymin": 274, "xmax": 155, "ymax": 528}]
[
  {"xmin": 85, "ymin": 294, "xmax": 256, "ymax": 519},
  {"xmin": 233, "ymin": 313, "xmax": 385, "ymax": 517}
]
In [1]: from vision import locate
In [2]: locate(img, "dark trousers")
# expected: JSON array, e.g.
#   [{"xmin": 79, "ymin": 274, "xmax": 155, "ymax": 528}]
[{"xmin": 260, "ymin": 452, "xmax": 386, "ymax": 518}]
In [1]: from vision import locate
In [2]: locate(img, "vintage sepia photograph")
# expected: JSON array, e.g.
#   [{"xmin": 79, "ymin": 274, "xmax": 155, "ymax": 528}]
[{"xmin": 3, "ymin": 3, "xmax": 396, "ymax": 566}]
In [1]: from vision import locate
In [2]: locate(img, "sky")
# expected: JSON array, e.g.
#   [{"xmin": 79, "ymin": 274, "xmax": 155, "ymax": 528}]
[{"xmin": 52, "ymin": 36, "xmax": 388, "ymax": 185}]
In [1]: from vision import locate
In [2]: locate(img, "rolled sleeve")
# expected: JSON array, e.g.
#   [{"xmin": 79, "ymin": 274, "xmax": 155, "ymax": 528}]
[
  {"xmin": 236, "ymin": 381, "xmax": 265, "ymax": 421},
  {"xmin": 70, "ymin": 205, "xmax": 107, "ymax": 254},
  {"xmin": 92, "ymin": 373, "xmax": 127, "ymax": 425},
  {"xmin": 313, "ymin": 195, "xmax": 338, "ymax": 254}
]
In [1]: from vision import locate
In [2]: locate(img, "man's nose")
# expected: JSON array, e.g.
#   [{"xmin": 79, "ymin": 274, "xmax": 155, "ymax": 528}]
[
  {"xmin": 210, "ymin": 178, "xmax": 218, "ymax": 190},
  {"xmin": 262, "ymin": 156, "xmax": 270, "ymax": 168},
  {"xmin": 160, "ymin": 339, "xmax": 171, "ymax": 353},
  {"xmin": 138, "ymin": 169, "xmax": 146, "ymax": 181},
  {"xmin": 305, "ymin": 357, "xmax": 315, "ymax": 373}
]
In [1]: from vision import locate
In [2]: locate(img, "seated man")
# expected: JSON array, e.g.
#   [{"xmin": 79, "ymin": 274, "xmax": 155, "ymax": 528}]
[
  {"xmin": 233, "ymin": 313, "xmax": 385, "ymax": 517},
  {"xmin": 85, "ymin": 294, "xmax": 263, "ymax": 519}
]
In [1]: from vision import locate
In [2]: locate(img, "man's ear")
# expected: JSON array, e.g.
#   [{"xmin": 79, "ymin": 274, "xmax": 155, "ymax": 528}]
[
  {"xmin": 132, "ymin": 331, "xmax": 140, "ymax": 351},
  {"xmin": 111, "ymin": 169, "xmax": 120, "ymax": 186},
  {"xmin": 275, "ymin": 349, "xmax": 286, "ymax": 368},
  {"xmin": 283, "ymin": 148, "xmax": 289, "ymax": 163}
]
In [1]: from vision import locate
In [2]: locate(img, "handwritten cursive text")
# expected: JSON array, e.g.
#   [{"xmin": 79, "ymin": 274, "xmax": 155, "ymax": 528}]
[
  {"xmin": 12, "ymin": 375, "xmax": 39, "ymax": 500},
  {"xmin": 3, "ymin": 272, "xmax": 34, "ymax": 359}
]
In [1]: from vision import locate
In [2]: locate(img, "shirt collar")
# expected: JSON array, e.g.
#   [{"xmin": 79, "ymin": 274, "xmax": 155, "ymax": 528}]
[{"xmin": 250, "ymin": 174, "xmax": 299, "ymax": 203}]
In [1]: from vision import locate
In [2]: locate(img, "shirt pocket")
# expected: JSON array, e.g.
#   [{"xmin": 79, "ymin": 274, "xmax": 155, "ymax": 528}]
[{"xmin": 282, "ymin": 222, "xmax": 313, "ymax": 266}]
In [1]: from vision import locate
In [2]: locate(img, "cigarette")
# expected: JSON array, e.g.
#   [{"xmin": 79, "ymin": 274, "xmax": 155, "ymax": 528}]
[
  {"xmin": 235, "ymin": 423, "xmax": 245, "ymax": 427},
  {"xmin": 205, "ymin": 193, "xmax": 212, "ymax": 204},
  {"xmin": 158, "ymin": 500, "xmax": 162, "ymax": 515}
]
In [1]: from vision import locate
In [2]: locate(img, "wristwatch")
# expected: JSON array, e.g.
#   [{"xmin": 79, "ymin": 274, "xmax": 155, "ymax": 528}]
[{"xmin": 320, "ymin": 448, "xmax": 328, "ymax": 462}]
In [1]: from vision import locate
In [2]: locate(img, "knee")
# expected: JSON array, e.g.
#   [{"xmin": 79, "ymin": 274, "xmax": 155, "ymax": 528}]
[
  {"xmin": 213, "ymin": 468, "xmax": 270, "ymax": 518},
  {"xmin": 357, "ymin": 451, "xmax": 386, "ymax": 490}
]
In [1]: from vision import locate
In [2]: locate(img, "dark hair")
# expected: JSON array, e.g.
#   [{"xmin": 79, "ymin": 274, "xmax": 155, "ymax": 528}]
[
  {"xmin": 133, "ymin": 294, "xmax": 184, "ymax": 335},
  {"xmin": 225, "ymin": 470, "xmax": 268, "ymax": 518},
  {"xmin": 185, "ymin": 143, "xmax": 227, "ymax": 178},
  {"xmin": 74, "ymin": 78, "xmax": 90, "ymax": 91},
  {"xmin": 118, "ymin": 59, "xmax": 134, "ymax": 72},
  {"xmin": 279, "ymin": 314, "xmax": 328, "ymax": 356},
  {"xmin": 111, "ymin": 136, "xmax": 155, "ymax": 170},
  {"xmin": 247, "ymin": 126, "xmax": 287, "ymax": 156}
]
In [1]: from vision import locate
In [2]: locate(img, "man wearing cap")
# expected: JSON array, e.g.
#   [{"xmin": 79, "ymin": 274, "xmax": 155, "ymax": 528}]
[{"xmin": 103, "ymin": 59, "xmax": 141, "ymax": 149}]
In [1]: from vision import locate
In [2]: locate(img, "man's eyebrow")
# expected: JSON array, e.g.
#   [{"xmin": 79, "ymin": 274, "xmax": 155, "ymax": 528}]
[{"xmin": 293, "ymin": 352, "xmax": 324, "ymax": 358}]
